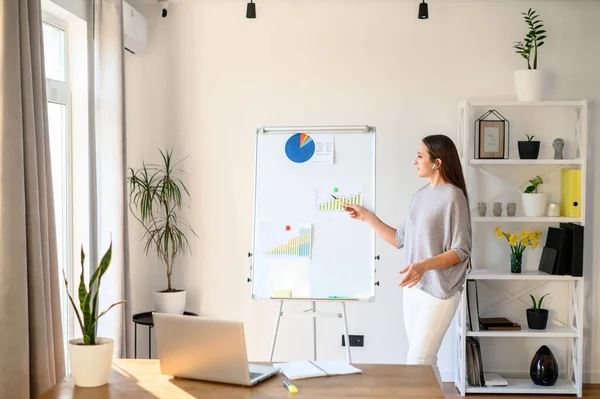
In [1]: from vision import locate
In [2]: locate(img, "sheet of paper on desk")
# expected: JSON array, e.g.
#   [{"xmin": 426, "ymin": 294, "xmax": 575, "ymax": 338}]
[{"xmin": 273, "ymin": 360, "xmax": 362, "ymax": 380}]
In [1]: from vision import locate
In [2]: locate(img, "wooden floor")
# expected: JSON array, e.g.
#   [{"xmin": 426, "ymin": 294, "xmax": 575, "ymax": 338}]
[{"xmin": 442, "ymin": 383, "xmax": 600, "ymax": 398}]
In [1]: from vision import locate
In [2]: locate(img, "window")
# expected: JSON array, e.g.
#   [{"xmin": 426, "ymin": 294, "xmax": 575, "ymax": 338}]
[
  {"xmin": 42, "ymin": 13, "xmax": 72, "ymax": 367},
  {"xmin": 42, "ymin": 1, "xmax": 89, "ymax": 370}
]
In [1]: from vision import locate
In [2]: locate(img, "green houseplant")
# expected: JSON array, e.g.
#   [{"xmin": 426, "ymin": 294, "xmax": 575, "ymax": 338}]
[
  {"xmin": 522, "ymin": 175, "xmax": 546, "ymax": 217},
  {"xmin": 512, "ymin": 8, "xmax": 549, "ymax": 101},
  {"xmin": 518, "ymin": 134, "xmax": 540, "ymax": 160},
  {"xmin": 63, "ymin": 241, "xmax": 126, "ymax": 387},
  {"xmin": 527, "ymin": 293, "xmax": 549, "ymax": 329},
  {"xmin": 127, "ymin": 148, "xmax": 195, "ymax": 314}
]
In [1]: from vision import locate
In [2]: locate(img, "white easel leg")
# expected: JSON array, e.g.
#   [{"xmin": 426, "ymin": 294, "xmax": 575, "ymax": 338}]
[
  {"xmin": 268, "ymin": 300, "xmax": 284, "ymax": 362},
  {"xmin": 312, "ymin": 301, "xmax": 317, "ymax": 361},
  {"xmin": 341, "ymin": 301, "xmax": 352, "ymax": 363}
]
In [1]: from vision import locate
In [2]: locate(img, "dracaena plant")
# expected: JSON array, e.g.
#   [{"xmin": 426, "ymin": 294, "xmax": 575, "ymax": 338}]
[
  {"xmin": 513, "ymin": 8, "xmax": 547, "ymax": 70},
  {"xmin": 127, "ymin": 148, "xmax": 196, "ymax": 292},
  {"xmin": 62, "ymin": 241, "xmax": 126, "ymax": 345}
]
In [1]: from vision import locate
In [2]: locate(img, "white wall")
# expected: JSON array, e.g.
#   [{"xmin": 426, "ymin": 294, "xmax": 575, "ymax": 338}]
[{"xmin": 125, "ymin": 0, "xmax": 600, "ymax": 382}]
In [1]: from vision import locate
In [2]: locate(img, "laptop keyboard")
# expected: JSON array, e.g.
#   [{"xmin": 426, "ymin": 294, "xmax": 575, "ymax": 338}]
[{"xmin": 249, "ymin": 371, "xmax": 263, "ymax": 380}]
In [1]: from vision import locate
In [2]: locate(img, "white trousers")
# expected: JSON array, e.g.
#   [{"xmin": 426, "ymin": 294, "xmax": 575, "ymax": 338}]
[{"xmin": 403, "ymin": 286, "xmax": 461, "ymax": 389}]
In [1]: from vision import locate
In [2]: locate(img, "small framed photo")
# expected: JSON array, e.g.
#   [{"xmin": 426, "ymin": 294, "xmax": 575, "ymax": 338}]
[
  {"xmin": 474, "ymin": 110, "xmax": 509, "ymax": 159},
  {"xmin": 478, "ymin": 121, "xmax": 505, "ymax": 159}
]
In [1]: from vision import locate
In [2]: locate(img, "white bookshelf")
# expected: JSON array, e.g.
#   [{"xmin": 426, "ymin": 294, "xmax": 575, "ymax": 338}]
[
  {"xmin": 464, "ymin": 326, "xmax": 579, "ymax": 338},
  {"xmin": 466, "ymin": 379, "xmax": 578, "ymax": 395},
  {"xmin": 468, "ymin": 270, "xmax": 583, "ymax": 281},
  {"xmin": 454, "ymin": 100, "xmax": 587, "ymax": 397},
  {"xmin": 471, "ymin": 216, "xmax": 582, "ymax": 223},
  {"xmin": 468, "ymin": 159, "xmax": 584, "ymax": 165}
]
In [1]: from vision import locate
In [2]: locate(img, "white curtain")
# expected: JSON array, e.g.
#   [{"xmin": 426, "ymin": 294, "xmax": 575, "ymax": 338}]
[
  {"xmin": 92, "ymin": 0, "xmax": 132, "ymax": 358},
  {"xmin": 0, "ymin": 0, "xmax": 66, "ymax": 396}
]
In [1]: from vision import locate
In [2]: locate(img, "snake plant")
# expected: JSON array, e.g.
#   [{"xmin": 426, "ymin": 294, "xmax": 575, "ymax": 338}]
[
  {"xmin": 62, "ymin": 241, "xmax": 126, "ymax": 345},
  {"xmin": 530, "ymin": 293, "xmax": 549, "ymax": 311}
]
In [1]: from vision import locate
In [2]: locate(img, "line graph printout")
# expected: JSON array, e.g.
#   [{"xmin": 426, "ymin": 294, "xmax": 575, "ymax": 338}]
[{"xmin": 260, "ymin": 222, "xmax": 312, "ymax": 259}]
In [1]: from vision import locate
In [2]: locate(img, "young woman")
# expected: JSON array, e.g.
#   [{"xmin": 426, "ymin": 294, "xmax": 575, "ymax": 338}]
[{"xmin": 345, "ymin": 134, "xmax": 472, "ymax": 388}]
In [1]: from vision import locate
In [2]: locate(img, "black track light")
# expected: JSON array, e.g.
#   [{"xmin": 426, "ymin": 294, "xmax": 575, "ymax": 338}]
[
  {"xmin": 418, "ymin": 0, "xmax": 428, "ymax": 19},
  {"xmin": 246, "ymin": 0, "xmax": 256, "ymax": 19}
]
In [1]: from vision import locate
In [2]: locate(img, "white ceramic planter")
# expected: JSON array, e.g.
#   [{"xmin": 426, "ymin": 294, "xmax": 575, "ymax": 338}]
[
  {"xmin": 522, "ymin": 193, "xmax": 547, "ymax": 217},
  {"xmin": 154, "ymin": 290, "xmax": 186, "ymax": 314},
  {"xmin": 514, "ymin": 69, "xmax": 547, "ymax": 102},
  {"xmin": 68, "ymin": 337, "xmax": 114, "ymax": 387}
]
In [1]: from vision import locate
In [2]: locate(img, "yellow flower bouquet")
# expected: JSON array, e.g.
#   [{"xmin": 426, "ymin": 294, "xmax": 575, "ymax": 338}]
[{"xmin": 495, "ymin": 226, "xmax": 543, "ymax": 273}]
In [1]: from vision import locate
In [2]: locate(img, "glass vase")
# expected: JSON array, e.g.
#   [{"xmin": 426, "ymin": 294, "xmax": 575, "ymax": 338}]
[{"xmin": 510, "ymin": 253, "xmax": 522, "ymax": 273}]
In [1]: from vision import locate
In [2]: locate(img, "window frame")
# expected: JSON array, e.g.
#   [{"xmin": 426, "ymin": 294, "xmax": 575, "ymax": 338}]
[{"xmin": 42, "ymin": 11, "xmax": 75, "ymax": 365}]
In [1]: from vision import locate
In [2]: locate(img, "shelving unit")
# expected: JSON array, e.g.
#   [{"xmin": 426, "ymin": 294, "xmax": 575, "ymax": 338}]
[{"xmin": 454, "ymin": 100, "xmax": 587, "ymax": 397}]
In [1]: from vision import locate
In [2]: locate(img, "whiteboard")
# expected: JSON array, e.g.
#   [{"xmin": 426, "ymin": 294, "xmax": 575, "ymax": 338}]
[{"xmin": 250, "ymin": 126, "xmax": 376, "ymax": 301}]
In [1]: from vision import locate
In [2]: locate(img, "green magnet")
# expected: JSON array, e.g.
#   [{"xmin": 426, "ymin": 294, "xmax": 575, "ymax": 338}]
[{"xmin": 332, "ymin": 187, "xmax": 338, "ymax": 193}]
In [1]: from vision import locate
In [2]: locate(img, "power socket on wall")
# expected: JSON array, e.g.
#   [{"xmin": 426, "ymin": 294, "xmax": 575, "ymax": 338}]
[{"xmin": 341, "ymin": 335, "xmax": 364, "ymax": 347}]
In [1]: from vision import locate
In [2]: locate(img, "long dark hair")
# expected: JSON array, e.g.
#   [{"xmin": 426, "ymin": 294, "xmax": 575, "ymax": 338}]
[{"xmin": 422, "ymin": 134, "xmax": 469, "ymax": 205}]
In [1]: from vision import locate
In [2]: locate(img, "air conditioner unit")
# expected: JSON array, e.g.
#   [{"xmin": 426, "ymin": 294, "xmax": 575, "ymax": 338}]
[{"xmin": 123, "ymin": 1, "xmax": 148, "ymax": 54}]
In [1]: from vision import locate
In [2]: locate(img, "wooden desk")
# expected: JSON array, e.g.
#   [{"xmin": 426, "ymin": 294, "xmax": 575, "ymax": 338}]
[{"xmin": 39, "ymin": 359, "xmax": 444, "ymax": 399}]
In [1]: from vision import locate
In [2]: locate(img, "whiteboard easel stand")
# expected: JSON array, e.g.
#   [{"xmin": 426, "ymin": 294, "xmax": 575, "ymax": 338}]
[
  {"xmin": 249, "ymin": 125, "xmax": 378, "ymax": 366},
  {"xmin": 267, "ymin": 298, "xmax": 353, "ymax": 364}
]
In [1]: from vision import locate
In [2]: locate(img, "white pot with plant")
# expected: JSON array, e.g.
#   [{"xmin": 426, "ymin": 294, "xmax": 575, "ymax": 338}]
[
  {"xmin": 64, "ymin": 241, "xmax": 126, "ymax": 387},
  {"xmin": 513, "ymin": 8, "xmax": 548, "ymax": 101},
  {"xmin": 522, "ymin": 175, "xmax": 547, "ymax": 217},
  {"xmin": 128, "ymin": 149, "xmax": 196, "ymax": 314}
]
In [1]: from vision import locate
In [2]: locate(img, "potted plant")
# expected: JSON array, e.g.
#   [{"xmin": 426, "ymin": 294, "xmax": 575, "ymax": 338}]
[
  {"xmin": 63, "ymin": 241, "xmax": 126, "ymax": 387},
  {"xmin": 522, "ymin": 175, "xmax": 546, "ymax": 217},
  {"xmin": 513, "ymin": 8, "xmax": 548, "ymax": 101},
  {"xmin": 128, "ymin": 148, "xmax": 195, "ymax": 314},
  {"xmin": 527, "ymin": 293, "xmax": 549, "ymax": 329},
  {"xmin": 495, "ymin": 226, "xmax": 542, "ymax": 273},
  {"xmin": 518, "ymin": 134, "xmax": 541, "ymax": 159}
]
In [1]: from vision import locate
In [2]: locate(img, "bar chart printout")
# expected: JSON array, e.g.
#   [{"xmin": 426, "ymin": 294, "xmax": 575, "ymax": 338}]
[
  {"xmin": 315, "ymin": 186, "xmax": 364, "ymax": 212},
  {"xmin": 261, "ymin": 222, "xmax": 312, "ymax": 259}
]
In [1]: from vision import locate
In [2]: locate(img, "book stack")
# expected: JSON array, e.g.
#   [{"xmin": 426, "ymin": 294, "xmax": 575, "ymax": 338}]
[{"xmin": 479, "ymin": 317, "xmax": 521, "ymax": 331}]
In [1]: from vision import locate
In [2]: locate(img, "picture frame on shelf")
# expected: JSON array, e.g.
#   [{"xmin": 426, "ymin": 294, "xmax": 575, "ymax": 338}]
[{"xmin": 474, "ymin": 110, "xmax": 510, "ymax": 159}]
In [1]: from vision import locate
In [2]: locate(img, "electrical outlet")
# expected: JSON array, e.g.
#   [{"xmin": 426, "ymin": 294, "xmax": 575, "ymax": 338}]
[{"xmin": 341, "ymin": 334, "xmax": 364, "ymax": 347}]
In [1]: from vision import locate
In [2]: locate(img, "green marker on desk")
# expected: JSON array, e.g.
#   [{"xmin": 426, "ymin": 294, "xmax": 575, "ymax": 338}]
[
  {"xmin": 328, "ymin": 295, "xmax": 349, "ymax": 299},
  {"xmin": 282, "ymin": 378, "xmax": 298, "ymax": 393}
]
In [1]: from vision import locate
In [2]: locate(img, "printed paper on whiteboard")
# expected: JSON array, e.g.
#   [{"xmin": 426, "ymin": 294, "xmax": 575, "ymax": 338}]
[
  {"xmin": 313, "ymin": 185, "xmax": 365, "ymax": 220},
  {"xmin": 260, "ymin": 222, "xmax": 312, "ymax": 259},
  {"xmin": 310, "ymin": 135, "xmax": 334, "ymax": 164}
]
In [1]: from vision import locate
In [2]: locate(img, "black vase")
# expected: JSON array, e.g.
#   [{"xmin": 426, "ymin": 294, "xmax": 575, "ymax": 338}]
[
  {"xmin": 527, "ymin": 308, "xmax": 549, "ymax": 330},
  {"xmin": 518, "ymin": 141, "xmax": 540, "ymax": 159},
  {"xmin": 530, "ymin": 345, "xmax": 559, "ymax": 386}
]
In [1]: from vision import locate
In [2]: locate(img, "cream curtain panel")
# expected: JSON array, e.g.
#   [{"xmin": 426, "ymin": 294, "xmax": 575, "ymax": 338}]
[
  {"xmin": 0, "ymin": 0, "xmax": 66, "ymax": 397},
  {"xmin": 92, "ymin": 0, "xmax": 131, "ymax": 358}
]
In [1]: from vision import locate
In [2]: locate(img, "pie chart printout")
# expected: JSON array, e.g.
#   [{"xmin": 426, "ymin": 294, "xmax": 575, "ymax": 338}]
[{"xmin": 285, "ymin": 133, "xmax": 315, "ymax": 163}]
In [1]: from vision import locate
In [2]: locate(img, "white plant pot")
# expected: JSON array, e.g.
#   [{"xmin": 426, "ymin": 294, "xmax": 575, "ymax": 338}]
[
  {"xmin": 154, "ymin": 290, "xmax": 186, "ymax": 314},
  {"xmin": 68, "ymin": 337, "xmax": 114, "ymax": 387},
  {"xmin": 514, "ymin": 69, "xmax": 548, "ymax": 102},
  {"xmin": 522, "ymin": 193, "xmax": 547, "ymax": 217}
]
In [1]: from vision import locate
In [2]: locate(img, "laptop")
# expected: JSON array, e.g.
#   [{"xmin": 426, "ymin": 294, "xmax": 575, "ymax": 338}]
[{"xmin": 153, "ymin": 313, "xmax": 279, "ymax": 386}]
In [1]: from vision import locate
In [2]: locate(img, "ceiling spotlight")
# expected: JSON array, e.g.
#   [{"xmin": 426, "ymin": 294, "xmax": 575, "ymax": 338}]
[
  {"xmin": 246, "ymin": 0, "xmax": 256, "ymax": 19},
  {"xmin": 418, "ymin": 0, "xmax": 428, "ymax": 19}
]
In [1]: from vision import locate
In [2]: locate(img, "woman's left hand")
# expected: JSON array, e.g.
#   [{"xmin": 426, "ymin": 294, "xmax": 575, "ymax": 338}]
[{"xmin": 399, "ymin": 261, "xmax": 428, "ymax": 288}]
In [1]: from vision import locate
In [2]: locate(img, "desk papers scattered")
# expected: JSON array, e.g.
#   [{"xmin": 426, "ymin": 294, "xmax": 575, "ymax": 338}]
[{"xmin": 273, "ymin": 360, "xmax": 362, "ymax": 380}]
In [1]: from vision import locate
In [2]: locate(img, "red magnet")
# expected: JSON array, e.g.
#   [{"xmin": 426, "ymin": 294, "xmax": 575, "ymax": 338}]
[{"xmin": 285, "ymin": 225, "xmax": 291, "ymax": 231}]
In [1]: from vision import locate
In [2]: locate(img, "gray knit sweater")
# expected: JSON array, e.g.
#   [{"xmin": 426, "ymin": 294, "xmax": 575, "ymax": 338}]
[{"xmin": 395, "ymin": 183, "xmax": 472, "ymax": 299}]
